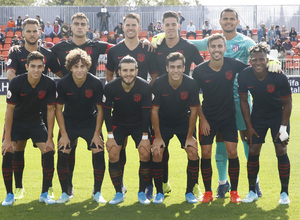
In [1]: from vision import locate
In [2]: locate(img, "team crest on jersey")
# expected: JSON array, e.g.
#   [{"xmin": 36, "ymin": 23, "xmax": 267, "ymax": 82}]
[
  {"xmin": 85, "ymin": 47, "xmax": 93, "ymax": 55},
  {"xmin": 232, "ymin": 44, "xmax": 239, "ymax": 52},
  {"xmin": 267, "ymin": 84, "xmax": 275, "ymax": 93},
  {"xmin": 180, "ymin": 91, "xmax": 188, "ymax": 100},
  {"xmin": 225, "ymin": 71, "xmax": 233, "ymax": 80},
  {"xmin": 134, "ymin": 94, "xmax": 142, "ymax": 102},
  {"xmin": 137, "ymin": 53, "xmax": 145, "ymax": 62},
  {"xmin": 177, "ymin": 50, "xmax": 184, "ymax": 55},
  {"xmin": 85, "ymin": 89, "xmax": 93, "ymax": 98},
  {"xmin": 38, "ymin": 90, "xmax": 46, "ymax": 99}
]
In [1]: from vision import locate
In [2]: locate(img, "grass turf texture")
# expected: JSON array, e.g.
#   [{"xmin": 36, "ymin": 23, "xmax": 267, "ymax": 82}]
[{"xmin": 0, "ymin": 94, "xmax": 299, "ymax": 219}]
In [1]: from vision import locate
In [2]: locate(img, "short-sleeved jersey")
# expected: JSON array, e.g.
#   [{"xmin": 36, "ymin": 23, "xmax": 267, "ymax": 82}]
[
  {"xmin": 152, "ymin": 74, "xmax": 200, "ymax": 127},
  {"xmin": 191, "ymin": 33, "xmax": 255, "ymax": 101},
  {"xmin": 156, "ymin": 37, "xmax": 203, "ymax": 76},
  {"xmin": 192, "ymin": 57, "xmax": 247, "ymax": 124},
  {"xmin": 6, "ymin": 73, "xmax": 56, "ymax": 122},
  {"xmin": 56, "ymin": 73, "xmax": 103, "ymax": 120},
  {"xmin": 106, "ymin": 41, "xmax": 158, "ymax": 80},
  {"xmin": 7, "ymin": 46, "xmax": 61, "ymax": 75},
  {"xmin": 238, "ymin": 67, "xmax": 291, "ymax": 119},
  {"xmin": 51, "ymin": 39, "xmax": 113, "ymax": 76},
  {"xmin": 103, "ymin": 77, "xmax": 152, "ymax": 128}
]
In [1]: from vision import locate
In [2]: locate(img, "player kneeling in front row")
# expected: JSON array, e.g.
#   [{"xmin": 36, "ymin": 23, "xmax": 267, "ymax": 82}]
[
  {"xmin": 239, "ymin": 44, "xmax": 292, "ymax": 205},
  {"xmin": 152, "ymin": 52, "xmax": 200, "ymax": 204},
  {"xmin": 103, "ymin": 56, "xmax": 162, "ymax": 204},
  {"xmin": 56, "ymin": 48, "xmax": 106, "ymax": 204},
  {"xmin": 2, "ymin": 51, "xmax": 56, "ymax": 206}
]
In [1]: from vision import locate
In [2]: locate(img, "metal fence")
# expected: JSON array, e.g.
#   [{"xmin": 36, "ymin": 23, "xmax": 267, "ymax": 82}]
[{"xmin": 1, "ymin": 5, "xmax": 300, "ymax": 32}]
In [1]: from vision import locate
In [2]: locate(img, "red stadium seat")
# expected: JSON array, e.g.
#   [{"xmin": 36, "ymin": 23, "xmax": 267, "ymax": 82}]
[
  {"xmin": 100, "ymin": 37, "xmax": 108, "ymax": 42},
  {"xmin": 252, "ymin": 29, "xmax": 258, "ymax": 35},
  {"xmin": 3, "ymin": 44, "xmax": 11, "ymax": 51},
  {"xmin": 45, "ymin": 37, "xmax": 52, "ymax": 43},
  {"xmin": 15, "ymin": 31, "xmax": 22, "ymax": 37},
  {"xmin": 52, "ymin": 37, "xmax": 60, "ymax": 44},
  {"xmin": 196, "ymin": 30, "xmax": 202, "ymax": 36},
  {"xmin": 5, "ymin": 38, "xmax": 12, "ymax": 44},
  {"xmin": 2, "ymin": 50, "xmax": 9, "ymax": 58},
  {"xmin": 6, "ymin": 31, "xmax": 14, "ymax": 38},
  {"xmin": 0, "ymin": 25, "xmax": 6, "ymax": 32},
  {"xmin": 140, "ymin": 31, "xmax": 147, "ymax": 38},
  {"xmin": 180, "ymin": 30, "xmax": 186, "ymax": 36}
]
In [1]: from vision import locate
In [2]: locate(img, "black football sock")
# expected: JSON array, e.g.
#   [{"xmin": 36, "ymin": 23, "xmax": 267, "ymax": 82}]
[
  {"xmin": 2, "ymin": 152, "xmax": 13, "ymax": 194},
  {"xmin": 13, "ymin": 151, "xmax": 24, "ymax": 189},
  {"xmin": 57, "ymin": 151, "xmax": 69, "ymax": 194},
  {"xmin": 228, "ymin": 157, "xmax": 240, "ymax": 192},
  {"xmin": 42, "ymin": 151, "xmax": 54, "ymax": 193},
  {"xmin": 201, "ymin": 158, "xmax": 212, "ymax": 192},
  {"xmin": 92, "ymin": 151, "xmax": 105, "ymax": 193}
]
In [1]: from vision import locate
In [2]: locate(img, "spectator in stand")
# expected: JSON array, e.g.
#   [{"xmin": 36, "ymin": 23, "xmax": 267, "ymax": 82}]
[
  {"xmin": 114, "ymin": 23, "xmax": 124, "ymax": 38},
  {"xmin": 107, "ymin": 34, "xmax": 116, "ymax": 44},
  {"xmin": 148, "ymin": 22, "xmax": 156, "ymax": 38},
  {"xmin": 280, "ymin": 25, "xmax": 289, "ymax": 42},
  {"xmin": 44, "ymin": 22, "xmax": 53, "ymax": 38},
  {"xmin": 243, "ymin": 26, "xmax": 253, "ymax": 38},
  {"xmin": 260, "ymin": 37, "xmax": 270, "ymax": 50},
  {"xmin": 36, "ymin": 14, "xmax": 45, "ymax": 30},
  {"xmin": 0, "ymin": 31, "xmax": 5, "ymax": 46},
  {"xmin": 289, "ymin": 27, "xmax": 297, "ymax": 42},
  {"xmin": 93, "ymin": 29, "xmax": 100, "ymax": 41},
  {"xmin": 39, "ymin": 26, "xmax": 45, "ymax": 42},
  {"xmin": 11, "ymin": 35, "xmax": 20, "ymax": 46},
  {"xmin": 116, "ymin": 34, "xmax": 124, "ymax": 44},
  {"xmin": 202, "ymin": 20, "xmax": 213, "ymax": 37},
  {"xmin": 54, "ymin": 15, "xmax": 64, "ymax": 26},
  {"xmin": 15, "ymin": 16, "xmax": 23, "ymax": 32},
  {"xmin": 156, "ymin": 21, "xmax": 163, "ymax": 33},
  {"xmin": 61, "ymin": 22, "xmax": 71, "ymax": 38},
  {"xmin": 19, "ymin": 36, "xmax": 25, "ymax": 45},
  {"xmin": 86, "ymin": 28, "xmax": 93, "ymax": 40},
  {"xmin": 178, "ymin": 11, "xmax": 185, "ymax": 35},
  {"xmin": 186, "ymin": 21, "xmax": 196, "ymax": 39},
  {"xmin": 257, "ymin": 23, "xmax": 266, "ymax": 43},
  {"xmin": 267, "ymin": 25, "xmax": 276, "ymax": 48},
  {"xmin": 51, "ymin": 20, "xmax": 61, "ymax": 39},
  {"xmin": 60, "ymin": 35, "xmax": 68, "ymax": 42},
  {"xmin": 5, "ymin": 17, "xmax": 16, "ymax": 33},
  {"xmin": 0, "ymin": 55, "xmax": 5, "ymax": 77},
  {"xmin": 97, "ymin": 5, "xmax": 110, "ymax": 32},
  {"xmin": 272, "ymin": 38, "xmax": 286, "ymax": 59},
  {"xmin": 295, "ymin": 42, "xmax": 300, "ymax": 55},
  {"xmin": 275, "ymin": 25, "xmax": 281, "ymax": 41},
  {"xmin": 23, "ymin": 15, "xmax": 29, "ymax": 21},
  {"xmin": 236, "ymin": 24, "xmax": 243, "ymax": 33},
  {"xmin": 282, "ymin": 37, "xmax": 294, "ymax": 57}
]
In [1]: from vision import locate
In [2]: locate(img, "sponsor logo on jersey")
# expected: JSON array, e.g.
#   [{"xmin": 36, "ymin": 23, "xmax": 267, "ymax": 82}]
[
  {"xmin": 267, "ymin": 84, "xmax": 275, "ymax": 93},
  {"xmin": 137, "ymin": 53, "xmax": 145, "ymax": 62},
  {"xmin": 162, "ymin": 94, "xmax": 170, "ymax": 96},
  {"xmin": 85, "ymin": 47, "xmax": 92, "ymax": 56},
  {"xmin": 247, "ymin": 85, "xmax": 255, "ymax": 89},
  {"xmin": 20, "ymin": 93, "xmax": 28, "ymax": 96},
  {"xmin": 38, "ymin": 90, "xmax": 46, "ymax": 99},
  {"xmin": 225, "ymin": 71, "xmax": 233, "ymax": 80},
  {"xmin": 232, "ymin": 44, "xmax": 239, "ymax": 52},
  {"xmin": 157, "ymin": 52, "xmax": 163, "ymax": 55},
  {"xmin": 180, "ymin": 91, "xmax": 188, "ymax": 100},
  {"xmin": 115, "ymin": 97, "xmax": 121, "ymax": 100},
  {"xmin": 21, "ymin": 59, "xmax": 27, "ymax": 62},
  {"xmin": 205, "ymin": 79, "xmax": 212, "ymax": 83},
  {"xmin": 134, "ymin": 94, "xmax": 142, "ymax": 102},
  {"xmin": 118, "ymin": 56, "xmax": 125, "ymax": 60},
  {"xmin": 67, "ymin": 92, "xmax": 74, "ymax": 95},
  {"xmin": 85, "ymin": 89, "xmax": 93, "ymax": 98}
]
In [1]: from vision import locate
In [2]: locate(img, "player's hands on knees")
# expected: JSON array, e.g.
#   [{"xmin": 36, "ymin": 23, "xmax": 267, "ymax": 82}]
[
  {"xmin": 152, "ymin": 137, "xmax": 165, "ymax": 156},
  {"xmin": 184, "ymin": 136, "xmax": 198, "ymax": 150},
  {"xmin": 245, "ymin": 127, "xmax": 259, "ymax": 145},
  {"xmin": 45, "ymin": 138, "xmax": 55, "ymax": 153},
  {"xmin": 2, "ymin": 139, "xmax": 14, "ymax": 156},
  {"xmin": 106, "ymin": 137, "xmax": 119, "ymax": 153},
  {"xmin": 91, "ymin": 134, "xmax": 104, "ymax": 152},
  {"xmin": 138, "ymin": 139, "xmax": 151, "ymax": 152},
  {"xmin": 58, "ymin": 135, "xmax": 71, "ymax": 153},
  {"xmin": 200, "ymin": 118, "xmax": 210, "ymax": 136}
]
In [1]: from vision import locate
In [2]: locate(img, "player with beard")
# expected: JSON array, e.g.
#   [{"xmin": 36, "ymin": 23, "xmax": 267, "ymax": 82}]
[
  {"xmin": 5, "ymin": 18, "xmax": 62, "ymax": 200},
  {"xmin": 103, "ymin": 56, "xmax": 153, "ymax": 205}
]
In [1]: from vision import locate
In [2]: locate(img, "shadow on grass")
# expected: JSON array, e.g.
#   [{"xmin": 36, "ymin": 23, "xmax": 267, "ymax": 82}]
[{"xmin": 0, "ymin": 197, "xmax": 289, "ymax": 220}]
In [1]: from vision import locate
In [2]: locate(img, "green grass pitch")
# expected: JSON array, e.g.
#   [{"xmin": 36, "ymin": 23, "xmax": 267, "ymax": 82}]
[{"xmin": 0, "ymin": 94, "xmax": 299, "ymax": 219}]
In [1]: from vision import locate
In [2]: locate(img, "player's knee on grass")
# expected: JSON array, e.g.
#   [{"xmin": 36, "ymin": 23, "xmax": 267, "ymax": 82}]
[
  {"xmin": 201, "ymin": 145, "xmax": 212, "ymax": 159},
  {"xmin": 275, "ymin": 143, "xmax": 287, "ymax": 156},
  {"xmin": 185, "ymin": 146, "xmax": 198, "ymax": 160},
  {"xmin": 108, "ymin": 145, "xmax": 121, "ymax": 162}
]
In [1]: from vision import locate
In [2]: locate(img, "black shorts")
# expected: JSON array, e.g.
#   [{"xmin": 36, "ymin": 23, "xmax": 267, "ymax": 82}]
[
  {"xmin": 251, "ymin": 114, "xmax": 290, "ymax": 144},
  {"xmin": 160, "ymin": 125, "xmax": 196, "ymax": 149},
  {"xmin": 113, "ymin": 124, "xmax": 148, "ymax": 148},
  {"xmin": 199, "ymin": 116, "xmax": 238, "ymax": 145},
  {"xmin": 11, "ymin": 120, "xmax": 48, "ymax": 144},
  {"xmin": 59, "ymin": 116, "xmax": 99, "ymax": 150}
]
